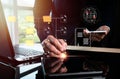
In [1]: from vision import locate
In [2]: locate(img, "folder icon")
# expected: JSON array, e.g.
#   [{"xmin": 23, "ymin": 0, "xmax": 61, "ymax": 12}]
[
  {"xmin": 8, "ymin": 16, "xmax": 16, "ymax": 22},
  {"xmin": 25, "ymin": 40, "xmax": 34, "ymax": 46},
  {"xmin": 25, "ymin": 28, "xmax": 35, "ymax": 35},
  {"xmin": 43, "ymin": 16, "xmax": 51, "ymax": 23}
]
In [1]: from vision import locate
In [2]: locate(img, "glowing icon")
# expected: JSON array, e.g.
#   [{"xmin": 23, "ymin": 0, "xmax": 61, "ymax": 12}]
[
  {"xmin": 25, "ymin": 16, "xmax": 34, "ymax": 22},
  {"xmin": 43, "ymin": 16, "xmax": 51, "ymax": 24},
  {"xmin": 8, "ymin": 16, "xmax": 16, "ymax": 22},
  {"xmin": 25, "ymin": 28, "xmax": 35, "ymax": 35},
  {"xmin": 25, "ymin": 40, "xmax": 34, "ymax": 46}
]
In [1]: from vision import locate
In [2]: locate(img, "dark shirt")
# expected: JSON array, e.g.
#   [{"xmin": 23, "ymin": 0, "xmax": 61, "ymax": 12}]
[
  {"xmin": 34, "ymin": 0, "xmax": 114, "ymax": 46},
  {"xmin": 53, "ymin": 0, "xmax": 113, "ymax": 28}
]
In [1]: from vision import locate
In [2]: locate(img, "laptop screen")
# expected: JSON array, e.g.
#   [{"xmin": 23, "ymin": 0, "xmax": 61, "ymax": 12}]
[{"xmin": 0, "ymin": 1, "xmax": 15, "ymax": 58}]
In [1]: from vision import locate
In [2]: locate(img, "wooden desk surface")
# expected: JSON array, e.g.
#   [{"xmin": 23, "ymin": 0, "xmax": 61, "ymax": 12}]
[{"xmin": 67, "ymin": 46, "xmax": 120, "ymax": 53}]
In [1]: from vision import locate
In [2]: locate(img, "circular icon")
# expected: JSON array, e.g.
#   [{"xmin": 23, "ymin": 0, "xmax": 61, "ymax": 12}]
[{"xmin": 83, "ymin": 7, "xmax": 98, "ymax": 24}]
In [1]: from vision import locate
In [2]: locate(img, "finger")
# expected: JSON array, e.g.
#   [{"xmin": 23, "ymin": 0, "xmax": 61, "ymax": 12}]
[
  {"xmin": 58, "ymin": 39, "xmax": 67, "ymax": 51},
  {"xmin": 96, "ymin": 34, "xmax": 105, "ymax": 39},
  {"xmin": 94, "ymin": 34, "xmax": 106, "ymax": 41},
  {"xmin": 97, "ymin": 25, "xmax": 110, "ymax": 35},
  {"xmin": 90, "ymin": 33, "xmax": 103, "ymax": 41},
  {"xmin": 43, "ymin": 38, "xmax": 61, "ymax": 55},
  {"xmin": 49, "ymin": 52, "xmax": 60, "ymax": 58},
  {"xmin": 91, "ymin": 35, "xmax": 101, "ymax": 42},
  {"xmin": 47, "ymin": 35, "xmax": 64, "ymax": 52},
  {"xmin": 83, "ymin": 29, "xmax": 90, "ymax": 37}
]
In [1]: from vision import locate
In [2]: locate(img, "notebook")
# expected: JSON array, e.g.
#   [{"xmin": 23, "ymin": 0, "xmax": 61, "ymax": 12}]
[{"xmin": 0, "ymin": 1, "xmax": 43, "ymax": 62}]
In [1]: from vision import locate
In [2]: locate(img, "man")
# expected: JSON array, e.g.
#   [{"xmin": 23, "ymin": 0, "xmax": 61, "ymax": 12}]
[{"xmin": 33, "ymin": 0, "xmax": 112, "ymax": 58}]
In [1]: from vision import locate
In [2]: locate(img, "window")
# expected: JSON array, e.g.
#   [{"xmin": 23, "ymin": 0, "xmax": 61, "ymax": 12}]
[{"xmin": 1, "ymin": 0, "xmax": 40, "ymax": 45}]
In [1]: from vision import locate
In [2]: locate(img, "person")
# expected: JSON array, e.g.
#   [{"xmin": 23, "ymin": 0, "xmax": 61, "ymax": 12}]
[{"xmin": 33, "ymin": 0, "xmax": 113, "ymax": 58}]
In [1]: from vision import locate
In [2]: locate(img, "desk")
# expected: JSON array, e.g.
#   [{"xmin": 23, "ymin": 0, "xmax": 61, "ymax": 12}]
[
  {"xmin": 0, "ymin": 57, "xmax": 119, "ymax": 79},
  {"xmin": 0, "ymin": 47, "xmax": 120, "ymax": 79},
  {"xmin": 67, "ymin": 46, "xmax": 120, "ymax": 54}
]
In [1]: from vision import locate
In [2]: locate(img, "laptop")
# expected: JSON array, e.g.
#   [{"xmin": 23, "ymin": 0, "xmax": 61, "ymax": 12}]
[{"xmin": 0, "ymin": 1, "xmax": 43, "ymax": 62}]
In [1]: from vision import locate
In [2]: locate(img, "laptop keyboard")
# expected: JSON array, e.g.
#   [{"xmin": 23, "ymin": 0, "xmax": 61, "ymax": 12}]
[{"xmin": 15, "ymin": 47, "xmax": 43, "ymax": 56}]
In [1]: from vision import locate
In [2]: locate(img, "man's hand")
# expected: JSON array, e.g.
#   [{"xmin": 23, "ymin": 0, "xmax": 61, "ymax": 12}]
[
  {"xmin": 84, "ymin": 25, "xmax": 110, "ymax": 42},
  {"xmin": 42, "ymin": 35, "xmax": 67, "ymax": 58}
]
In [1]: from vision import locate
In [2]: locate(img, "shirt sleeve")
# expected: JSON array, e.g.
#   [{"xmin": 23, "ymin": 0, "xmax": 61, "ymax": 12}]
[{"xmin": 33, "ymin": 0, "xmax": 53, "ymax": 42}]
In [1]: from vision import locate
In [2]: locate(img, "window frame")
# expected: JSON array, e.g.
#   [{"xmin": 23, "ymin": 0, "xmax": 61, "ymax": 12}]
[{"xmin": 2, "ymin": 0, "xmax": 38, "ymax": 45}]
